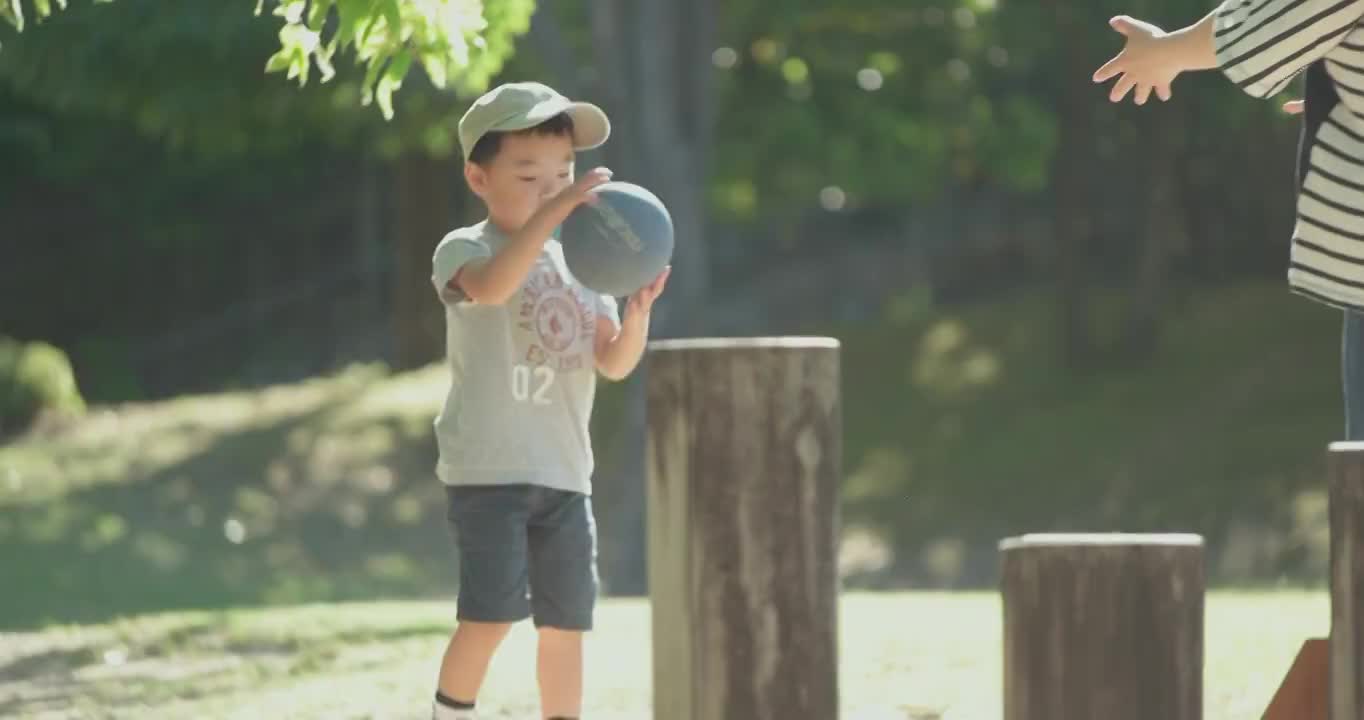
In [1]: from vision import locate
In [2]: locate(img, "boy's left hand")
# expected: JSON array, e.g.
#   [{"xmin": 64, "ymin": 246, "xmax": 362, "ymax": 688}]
[
  {"xmin": 626, "ymin": 266, "xmax": 671, "ymax": 316},
  {"xmin": 1093, "ymin": 16, "xmax": 1183, "ymax": 105}
]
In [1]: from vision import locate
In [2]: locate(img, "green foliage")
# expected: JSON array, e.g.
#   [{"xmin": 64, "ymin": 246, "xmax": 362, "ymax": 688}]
[
  {"xmin": 0, "ymin": 336, "xmax": 85, "ymax": 436},
  {"xmin": 0, "ymin": 1, "xmax": 365, "ymax": 157},
  {"xmin": 259, "ymin": 0, "xmax": 534, "ymax": 120},
  {"xmin": 0, "ymin": 0, "xmax": 106, "ymax": 42},
  {"xmin": 834, "ymin": 282, "xmax": 1337, "ymax": 585},
  {"xmin": 0, "ymin": 0, "xmax": 534, "ymax": 149},
  {"xmin": 72, "ymin": 337, "xmax": 143, "ymax": 404},
  {"xmin": 708, "ymin": 0, "xmax": 1297, "ymax": 223},
  {"xmin": 711, "ymin": 0, "xmax": 1058, "ymax": 216}
]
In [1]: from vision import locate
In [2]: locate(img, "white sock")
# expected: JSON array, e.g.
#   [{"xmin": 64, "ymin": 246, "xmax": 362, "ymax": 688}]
[{"xmin": 432, "ymin": 700, "xmax": 477, "ymax": 720}]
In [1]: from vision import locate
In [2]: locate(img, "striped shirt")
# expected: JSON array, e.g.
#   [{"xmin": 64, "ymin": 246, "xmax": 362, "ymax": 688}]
[{"xmin": 1216, "ymin": 0, "xmax": 1364, "ymax": 309}]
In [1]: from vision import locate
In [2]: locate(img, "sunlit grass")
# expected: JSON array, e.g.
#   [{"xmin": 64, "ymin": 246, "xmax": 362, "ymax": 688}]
[
  {"xmin": 0, "ymin": 362, "xmax": 455, "ymax": 628},
  {"xmin": 0, "ymin": 362, "xmax": 408, "ymax": 506},
  {"xmin": 0, "ymin": 592, "xmax": 1328, "ymax": 719}
]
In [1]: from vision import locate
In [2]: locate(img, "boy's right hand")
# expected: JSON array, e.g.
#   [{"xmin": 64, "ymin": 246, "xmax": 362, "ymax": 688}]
[
  {"xmin": 1284, "ymin": 99, "xmax": 1305, "ymax": 115},
  {"xmin": 557, "ymin": 167, "xmax": 613, "ymax": 209},
  {"xmin": 458, "ymin": 166, "xmax": 615, "ymax": 306}
]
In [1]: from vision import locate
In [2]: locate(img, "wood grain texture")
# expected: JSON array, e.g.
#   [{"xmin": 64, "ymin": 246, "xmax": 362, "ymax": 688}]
[
  {"xmin": 646, "ymin": 337, "xmax": 841, "ymax": 720},
  {"xmin": 1000, "ymin": 534, "xmax": 1204, "ymax": 720}
]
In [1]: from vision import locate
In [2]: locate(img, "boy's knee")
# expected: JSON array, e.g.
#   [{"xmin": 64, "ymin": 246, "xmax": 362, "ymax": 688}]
[
  {"xmin": 457, "ymin": 619, "xmax": 516, "ymax": 641},
  {"xmin": 536, "ymin": 626, "xmax": 585, "ymax": 645}
]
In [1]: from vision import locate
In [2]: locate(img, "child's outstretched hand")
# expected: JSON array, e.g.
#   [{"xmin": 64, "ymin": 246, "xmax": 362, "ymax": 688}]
[
  {"xmin": 1093, "ymin": 16, "xmax": 1183, "ymax": 104},
  {"xmin": 626, "ymin": 265, "xmax": 671, "ymax": 316}
]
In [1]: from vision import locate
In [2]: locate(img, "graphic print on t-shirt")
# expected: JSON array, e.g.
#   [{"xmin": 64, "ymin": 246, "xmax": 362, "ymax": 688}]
[{"xmin": 509, "ymin": 261, "xmax": 596, "ymax": 405}]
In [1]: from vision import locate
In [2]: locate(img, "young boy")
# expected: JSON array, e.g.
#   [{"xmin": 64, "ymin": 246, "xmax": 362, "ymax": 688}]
[{"xmin": 427, "ymin": 81, "xmax": 670, "ymax": 720}]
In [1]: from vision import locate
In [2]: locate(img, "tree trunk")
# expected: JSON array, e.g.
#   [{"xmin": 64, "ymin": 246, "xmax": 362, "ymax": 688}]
[
  {"xmin": 585, "ymin": 0, "xmax": 716, "ymax": 596},
  {"xmin": 595, "ymin": 369, "xmax": 648, "ymax": 596},
  {"xmin": 646, "ymin": 338, "xmax": 841, "ymax": 720},
  {"xmin": 392, "ymin": 151, "xmax": 456, "ymax": 371},
  {"xmin": 1051, "ymin": 3, "xmax": 1097, "ymax": 371},
  {"xmin": 1000, "ymin": 533, "xmax": 1205, "ymax": 720},
  {"xmin": 1330, "ymin": 442, "xmax": 1364, "ymax": 720},
  {"xmin": 1123, "ymin": 107, "xmax": 1188, "ymax": 364}
]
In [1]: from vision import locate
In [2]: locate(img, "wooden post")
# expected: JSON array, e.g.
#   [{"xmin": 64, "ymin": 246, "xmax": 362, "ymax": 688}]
[
  {"xmin": 645, "ymin": 337, "xmax": 841, "ymax": 720},
  {"xmin": 1330, "ymin": 442, "xmax": 1364, "ymax": 720},
  {"xmin": 1263, "ymin": 637, "xmax": 1328, "ymax": 720},
  {"xmin": 999, "ymin": 533, "xmax": 1204, "ymax": 720}
]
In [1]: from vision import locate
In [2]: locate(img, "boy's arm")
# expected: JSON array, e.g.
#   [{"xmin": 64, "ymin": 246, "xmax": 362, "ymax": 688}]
[
  {"xmin": 1094, "ymin": 0, "xmax": 1364, "ymax": 103},
  {"xmin": 453, "ymin": 168, "xmax": 612, "ymax": 305},
  {"xmin": 595, "ymin": 306, "xmax": 648, "ymax": 381},
  {"xmin": 595, "ymin": 266, "xmax": 670, "ymax": 381}
]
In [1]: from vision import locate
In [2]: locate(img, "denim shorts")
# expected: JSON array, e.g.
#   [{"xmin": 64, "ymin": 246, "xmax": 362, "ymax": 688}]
[{"xmin": 444, "ymin": 484, "xmax": 598, "ymax": 630}]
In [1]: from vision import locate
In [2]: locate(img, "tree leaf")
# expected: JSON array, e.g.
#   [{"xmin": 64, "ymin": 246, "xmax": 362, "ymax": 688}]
[
  {"xmin": 381, "ymin": 0, "xmax": 400, "ymax": 41},
  {"xmin": 356, "ymin": 0, "xmax": 384, "ymax": 48},
  {"xmin": 421, "ymin": 54, "xmax": 447, "ymax": 89},
  {"xmin": 359, "ymin": 55, "xmax": 383, "ymax": 108},
  {"xmin": 287, "ymin": 47, "xmax": 309, "ymax": 85},
  {"xmin": 375, "ymin": 48, "xmax": 411, "ymax": 120},
  {"xmin": 275, "ymin": 0, "xmax": 305, "ymax": 24},
  {"xmin": 333, "ymin": 0, "xmax": 363, "ymax": 49},
  {"xmin": 7, "ymin": 0, "xmax": 24, "ymax": 32},
  {"xmin": 306, "ymin": 0, "xmax": 331, "ymax": 32},
  {"xmin": 313, "ymin": 35, "xmax": 338, "ymax": 83},
  {"xmin": 263, "ymin": 48, "xmax": 292, "ymax": 74}
]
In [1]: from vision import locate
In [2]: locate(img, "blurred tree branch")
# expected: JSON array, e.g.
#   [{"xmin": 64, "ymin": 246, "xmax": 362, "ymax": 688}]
[{"xmin": 0, "ymin": 0, "xmax": 532, "ymax": 119}]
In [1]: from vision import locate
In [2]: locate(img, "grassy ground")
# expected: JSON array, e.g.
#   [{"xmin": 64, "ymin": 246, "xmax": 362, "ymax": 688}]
[
  {"xmin": 0, "ymin": 591, "xmax": 1328, "ymax": 719},
  {"xmin": 0, "ymin": 363, "xmax": 458, "ymax": 627}
]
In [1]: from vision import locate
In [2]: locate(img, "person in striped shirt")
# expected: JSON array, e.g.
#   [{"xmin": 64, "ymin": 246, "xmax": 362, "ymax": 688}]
[{"xmin": 1094, "ymin": 0, "xmax": 1364, "ymax": 439}]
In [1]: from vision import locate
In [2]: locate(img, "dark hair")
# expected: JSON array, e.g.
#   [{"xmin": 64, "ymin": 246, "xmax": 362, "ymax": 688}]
[{"xmin": 468, "ymin": 113, "xmax": 576, "ymax": 166}]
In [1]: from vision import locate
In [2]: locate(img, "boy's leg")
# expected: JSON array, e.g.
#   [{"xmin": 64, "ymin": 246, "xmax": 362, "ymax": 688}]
[
  {"xmin": 435, "ymin": 621, "xmax": 514, "ymax": 712},
  {"xmin": 527, "ymin": 487, "xmax": 599, "ymax": 720},
  {"xmin": 437, "ymin": 485, "xmax": 534, "ymax": 715},
  {"xmin": 537, "ymin": 628, "xmax": 584, "ymax": 720}
]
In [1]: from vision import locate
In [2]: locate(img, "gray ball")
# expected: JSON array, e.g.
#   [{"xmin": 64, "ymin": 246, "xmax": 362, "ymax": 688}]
[{"xmin": 560, "ymin": 181, "xmax": 674, "ymax": 297}]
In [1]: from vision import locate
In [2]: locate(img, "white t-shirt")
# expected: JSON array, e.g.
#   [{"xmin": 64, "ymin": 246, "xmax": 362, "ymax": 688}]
[{"xmin": 429, "ymin": 220, "xmax": 620, "ymax": 495}]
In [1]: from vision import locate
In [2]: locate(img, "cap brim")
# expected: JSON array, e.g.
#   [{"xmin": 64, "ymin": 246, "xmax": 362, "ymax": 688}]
[
  {"xmin": 562, "ymin": 101, "xmax": 611, "ymax": 152},
  {"xmin": 490, "ymin": 98, "xmax": 611, "ymax": 153}
]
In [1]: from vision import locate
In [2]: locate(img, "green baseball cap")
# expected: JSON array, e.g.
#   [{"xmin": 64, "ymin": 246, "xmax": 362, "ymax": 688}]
[{"xmin": 458, "ymin": 82, "xmax": 611, "ymax": 161}]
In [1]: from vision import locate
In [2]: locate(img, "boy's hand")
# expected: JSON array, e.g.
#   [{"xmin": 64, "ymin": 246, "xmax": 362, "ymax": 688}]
[
  {"xmin": 556, "ymin": 167, "xmax": 613, "ymax": 209},
  {"xmin": 1093, "ymin": 16, "xmax": 1182, "ymax": 104},
  {"xmin": 1284, "ymin": 99, "xmax": 1306, "ymax": 114},
  {"xmin": 626, "ymin": 265, "xmax": 671, "ymax": 316},
  {"xmin": 596, "ymin": 266, "xmax": 670, "ymax": 381}
]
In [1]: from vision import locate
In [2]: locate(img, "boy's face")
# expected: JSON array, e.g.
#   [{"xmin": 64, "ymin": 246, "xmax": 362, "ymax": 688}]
[{"xmin": 466, "ymin": 131, "xmax": 576, "ymax": 231}]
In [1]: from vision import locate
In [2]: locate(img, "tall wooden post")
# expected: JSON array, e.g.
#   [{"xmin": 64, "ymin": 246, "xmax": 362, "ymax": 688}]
[
  {"xmin": 645, "ymin": 337, "xmax": 841, "ymax": 720},
  {"xmin": 1330, "ymin": 442, "xmax": 1364, "ymax": 720},
  {"xmin": 999, "ymin": 533, "xmax": 1204, "ymax": 720}
]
